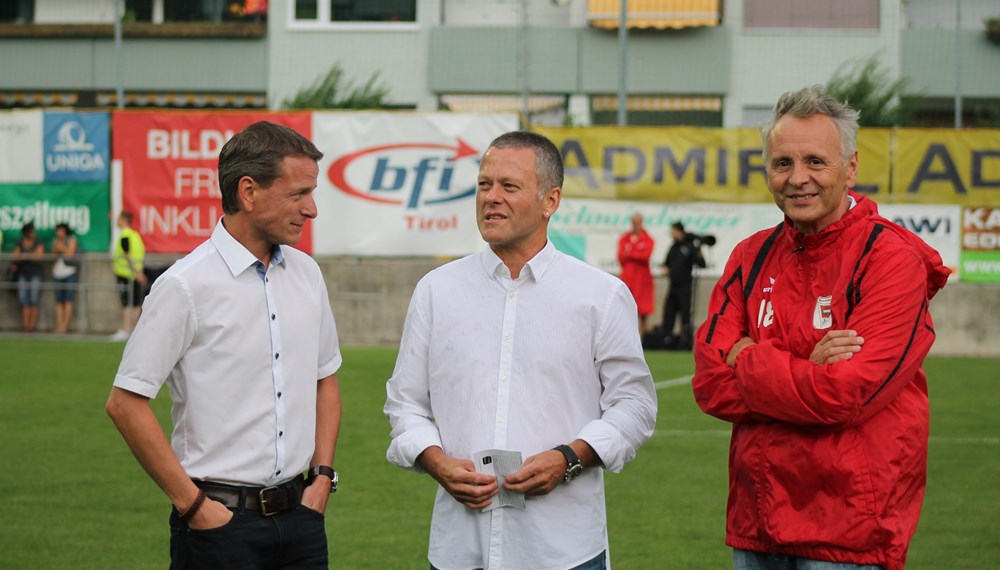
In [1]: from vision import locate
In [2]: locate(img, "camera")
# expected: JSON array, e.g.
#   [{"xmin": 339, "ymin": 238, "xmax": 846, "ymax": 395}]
[{"xmin": 690, "ymin": 234, "xmax": 717, "ymax": 248}]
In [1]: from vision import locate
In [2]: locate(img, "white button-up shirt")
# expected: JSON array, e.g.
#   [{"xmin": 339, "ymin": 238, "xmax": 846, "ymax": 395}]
[
  {"xmin": 114, "ymin": 221, "xmax": 342, "ymax": 486},
  {"xmin": 385, "ymin": 242, "xmax": 657, "ymax": 570}
]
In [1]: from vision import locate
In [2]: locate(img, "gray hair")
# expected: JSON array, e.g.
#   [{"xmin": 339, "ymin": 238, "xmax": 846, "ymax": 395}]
[
  {"xmin": 218, "ymin": 121, "xmax": 324, "ymax": 215},
  {"xmin": 487, "ymin": 131, "xmax": 564, "ymax": 199},
  {"xmin": 760, "ymin": 85, "xmax": 860, "ymax": 165}
]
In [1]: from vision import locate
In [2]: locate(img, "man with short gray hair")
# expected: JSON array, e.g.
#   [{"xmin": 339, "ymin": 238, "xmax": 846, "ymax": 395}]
[{"xmin": 693, "ymin": 86, "xmax": 950, "ymax": 570}]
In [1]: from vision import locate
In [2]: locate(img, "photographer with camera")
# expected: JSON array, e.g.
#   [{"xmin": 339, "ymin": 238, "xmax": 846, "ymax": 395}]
[{"xmin": 660, "ymin": 221, "xmax": 707, "ymax": 350}]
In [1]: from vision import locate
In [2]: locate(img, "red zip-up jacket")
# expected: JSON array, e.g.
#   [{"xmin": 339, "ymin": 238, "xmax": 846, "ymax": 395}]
[{"xmin": 693, "ymin": 193, "xmax": 950, "ymax": 569}]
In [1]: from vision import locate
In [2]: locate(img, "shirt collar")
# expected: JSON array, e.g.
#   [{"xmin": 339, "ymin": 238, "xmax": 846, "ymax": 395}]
[
  {"xmin": 480, "ymin": 240, "xmax": 557, "ymax": 283},
  {"xmin": 211, "ymin": 219, "xmax": 285, "ymax": 278}
]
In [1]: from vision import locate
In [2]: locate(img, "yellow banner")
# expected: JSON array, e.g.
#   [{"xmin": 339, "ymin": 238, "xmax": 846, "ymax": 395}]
[
  {"xmin": 535, "ymin": 126, "xmax": 892, "ymax": 203},
  {"xmin": 894, "ymin": 130, "xmax": 1000, "ymax": 205}
]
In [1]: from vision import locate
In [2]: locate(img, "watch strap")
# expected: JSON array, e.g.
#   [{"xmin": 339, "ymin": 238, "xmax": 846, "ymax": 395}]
[
  {"xmin": 309, "ymin": 465, "xmax": 338, "ymax": 493},
  {"xmin": 553, "ymin": 444, "xmax": 583, "ymax": 481}
]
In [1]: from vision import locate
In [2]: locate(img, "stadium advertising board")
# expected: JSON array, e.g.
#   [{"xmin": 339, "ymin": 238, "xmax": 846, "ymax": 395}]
[
  {"xmin": 113, "ymin": 111, "xmax": 312, "ymax": 254},
  {"xmin": 550, "ymin": 198, "xmax": 783, "ymax": 277},
  {"xmin": 0, "ymin": 109, "xmax": 43, "ymax": 183},
  {"xmin": 894, "ymin": 130, "xmax": 1000, "ymax": 206},
  {"xmin": 550, "ymin": 200, "xmax": 961, "ymax": 280},
  {"xmin": 533, "ymin": 126, "xmax": 892, "ymax": 204},
  {"xmin": 0, "ymin": 182, "xmax": 111, "ymax": 252},
  {"xmin": 311, "ymin": 112, "xmax": 517, "ymax": 256},
  {"xmin": 1, "ymin": 110, "xmax": 110, "ymax": 251},
  {"xmin": 960, "ymin": 206, "xmax": 1000, "ymax": 282}
]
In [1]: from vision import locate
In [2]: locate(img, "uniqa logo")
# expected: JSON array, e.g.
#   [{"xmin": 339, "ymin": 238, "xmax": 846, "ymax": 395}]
[
  {"xmin": 53, "ymin": 121, "xmax": 94, "ymax": 151},
  {"xmin": 327, "ymin": 138, "xmax": 480, "ymax": 209}
]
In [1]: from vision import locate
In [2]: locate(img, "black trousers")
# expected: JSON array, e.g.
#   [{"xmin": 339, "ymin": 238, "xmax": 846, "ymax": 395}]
[
  {"xmin": 662, "ymin": 283, "xmax": 694, "ymax": 336},
  {"xmin": 169, "ymin": 505, "xmax": 328, "ymax": 570}
]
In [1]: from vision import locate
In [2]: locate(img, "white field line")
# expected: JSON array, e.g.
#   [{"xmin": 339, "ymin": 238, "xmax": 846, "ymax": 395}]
[{"xmin": 654, "ymin": 375, "xmax": 692, "ymax": 390}]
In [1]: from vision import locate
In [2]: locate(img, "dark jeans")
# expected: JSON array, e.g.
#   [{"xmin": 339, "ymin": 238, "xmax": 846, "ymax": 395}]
[{"xmin": 169, "ymin": 505, "xmax": 328, "ymax": 570}]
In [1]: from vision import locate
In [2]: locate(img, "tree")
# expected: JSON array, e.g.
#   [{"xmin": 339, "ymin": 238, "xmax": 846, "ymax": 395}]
[
  {"xmin": 281, "ymin": 62, "xmax": 391, "ymax": 110},
  {"xmin": 826, "ymin": 54, "xmax": 916, "ymax": 127}
]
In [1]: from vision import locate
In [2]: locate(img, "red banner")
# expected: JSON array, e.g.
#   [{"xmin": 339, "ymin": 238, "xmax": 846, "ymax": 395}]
[{"xmin": 113, "ymin": 111, "xmax": 313, "ymax": 254}]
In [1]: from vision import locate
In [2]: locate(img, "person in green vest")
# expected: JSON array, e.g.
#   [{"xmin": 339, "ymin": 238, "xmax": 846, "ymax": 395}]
[{"xmin": 111, "ymin": 211, "xmax": 146, "ymax": 341}]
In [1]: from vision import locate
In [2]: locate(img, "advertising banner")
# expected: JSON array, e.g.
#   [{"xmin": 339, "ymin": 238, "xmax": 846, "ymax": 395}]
[
  {"xmin": 894, "ymin": 130, "xmax": 1000, "ymax": 206},
  {"xmin": 550, "ymin": 198, "xmax": 783, "ymax": 277},
  {"xmin": 0, "ymin": 109, "xmax": 43, "ymax": 183},
  {"xmin": 43, "ymin": 111, "xmax": 110, "ymax": 182},
  {"xmin": 879, "ymin": 204, "xmax": 961, "ymax": 280},
  {"xmin": 113, "ymin": 111, "xmax": 312, "ymax": 254},
  {"xmin": 534, "ymin": 126, "xmax": 891, "ymax": 204},
  {"xmin": 549, "ymin": 200, "xmax": 962, "ymax": 280},
  {"xmin": 311, "ymin": 112, "xmax": 518, "ymax": 256},
  {"xmin": 960, "ymin": 206, "xmax": 1000, "ymax": 282},
  {"xmin": 0, "ymin": 181, "xmax": 111, "ymax": 252}
]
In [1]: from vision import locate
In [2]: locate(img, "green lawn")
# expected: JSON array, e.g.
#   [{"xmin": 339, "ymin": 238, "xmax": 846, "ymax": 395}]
[{"xmin": 0, "ymin": 339, "xmax": 996, "ymax": 568}]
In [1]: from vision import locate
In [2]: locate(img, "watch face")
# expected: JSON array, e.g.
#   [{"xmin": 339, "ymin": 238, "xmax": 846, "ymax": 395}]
[{"xmin": 566, "ymin": 463, "xmax": 584, "ymax": 481}]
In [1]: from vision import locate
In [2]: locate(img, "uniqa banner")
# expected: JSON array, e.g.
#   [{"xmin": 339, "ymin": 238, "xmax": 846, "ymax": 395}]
[
  {"xmin": 113, "ymin": 111, "xmax": 312, "ymax": 254},
  {"xmin": 533, "ymin": 126, "xmax": 892, "ymax": 204},
  {"xmin": 311, "ymin": 111, "xmax": 518, "ymax": 256},
  {"xmin": 0, "ymin": 182, "xmax": 111, "ymax": 252}
]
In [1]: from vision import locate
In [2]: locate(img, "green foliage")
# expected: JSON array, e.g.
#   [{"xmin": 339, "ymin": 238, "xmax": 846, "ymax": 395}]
[
  {"xmin": 0, "ymin": 339, "xmax": 997, "ymax": 568},
  {"xmin": 281, "ymin": 62, "xmax": 391, "ymax": 110},
  {"xmin": 826, "ymin": 54, "xmax": 917, "ymax": 127}
]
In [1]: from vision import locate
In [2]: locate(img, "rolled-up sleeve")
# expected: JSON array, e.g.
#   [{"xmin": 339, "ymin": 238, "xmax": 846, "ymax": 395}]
[
  {"xmin": 580, "ymin": 284, "xmax": 658, "ymax": 473},
  {"xmin": 384, "ymin": 280, "xmax": 443, "ymax": 471}
]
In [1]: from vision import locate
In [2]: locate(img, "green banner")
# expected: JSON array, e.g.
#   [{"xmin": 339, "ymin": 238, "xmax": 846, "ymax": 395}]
[{"xmin": 0, "ymin": 182, "xmax": 110, "ymax": 252}]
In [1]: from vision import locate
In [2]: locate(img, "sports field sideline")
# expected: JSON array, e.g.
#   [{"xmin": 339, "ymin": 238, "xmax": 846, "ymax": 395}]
[{"xmin": 1, "ymin": 337, "xmax": 996, "ymax": 569}]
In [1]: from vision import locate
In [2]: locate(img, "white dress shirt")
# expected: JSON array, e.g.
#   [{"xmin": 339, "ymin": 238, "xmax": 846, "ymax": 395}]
[
  {"xmin": 385, "ymin": 241, "xmax": 657, "ymax": 570},
  {"xmin": 114, "ymin": 221, "xmax": 342, "ymax": 487}
]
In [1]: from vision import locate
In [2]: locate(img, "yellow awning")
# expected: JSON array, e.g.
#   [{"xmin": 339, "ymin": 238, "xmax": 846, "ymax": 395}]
[
  {"xmin": 588, "ymin": 0, "xmax": 720, "ymax": 29},
  {"xmin": 592, "ymin": 95, "xmax": 721, "ymax": 112}
]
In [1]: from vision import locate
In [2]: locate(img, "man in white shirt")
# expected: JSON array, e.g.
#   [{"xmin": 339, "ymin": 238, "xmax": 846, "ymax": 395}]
[
  {"xmin": 106, "ymin": 121, "xmax": 342, "ymax": 569},
  {"xmin": 384, "ymin": 131, "xmax": 658, "ymax": 570}
]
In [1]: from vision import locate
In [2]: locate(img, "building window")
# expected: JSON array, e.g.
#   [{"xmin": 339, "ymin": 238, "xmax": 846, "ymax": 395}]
[
  {"xmin": 294, "ymin": 0, "xmax": 416, "ymax": 24},
  {"xmin": 744, "ymin": 0, "xmax": 879, "ymax": 29}
]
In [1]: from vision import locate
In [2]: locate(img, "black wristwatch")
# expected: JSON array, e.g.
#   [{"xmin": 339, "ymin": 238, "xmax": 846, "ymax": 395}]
[
  {"xmin": 553, "ymin": 444, "xmax": 584, "ymax": 482},
  {"xmin": 308, "ymin": 465, "xmax": 338, "ymax": 493}
]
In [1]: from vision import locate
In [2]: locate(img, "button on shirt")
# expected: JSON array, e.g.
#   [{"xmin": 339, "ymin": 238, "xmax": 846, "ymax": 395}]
[
  {"xmin": 114, "ymin": 221, "xmax": 342, "ymax": 486},
  {"xmin": 385, "ymin": 242, "xmax": 657, "ymax": 570}
]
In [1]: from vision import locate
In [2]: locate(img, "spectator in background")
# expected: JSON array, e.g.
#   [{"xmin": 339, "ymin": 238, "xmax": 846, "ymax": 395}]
[
  {"xmin": 693, "ymin": 85, "xmax": 950, "ymax": 570},
  {"xmin": 110, "ymin": 211, "xmax": 146, "ymax": 341},
  {"xmin": 617, "ymin": 213, "xmax": 655, "ymax": 336},
  {"xmin": 13, "ymin": 222, "xmax": 44, "ymax": 332},
  {"xmin": 51, "ymin": 223, "xmax": 80, "ymax": 334},
  {"xmin": 661, "ymin": 221, "xmax": 705, "ymax": 348}
]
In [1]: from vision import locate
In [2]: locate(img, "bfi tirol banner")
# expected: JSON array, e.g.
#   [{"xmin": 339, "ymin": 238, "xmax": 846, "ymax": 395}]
[
  {"xmin": 311, "ymin": 112, "xmax": 517, "ymax": 256},
  {"xmin": 112, "ymin": 111, "xmax": 312, "ymax": 254},
  {"xmin": 551, "ymin": 199, "xmax": 961, "ymax": 280},
  {"xmin": 0, "ymin": 110, "xmax": 110, "ymax": 251}
]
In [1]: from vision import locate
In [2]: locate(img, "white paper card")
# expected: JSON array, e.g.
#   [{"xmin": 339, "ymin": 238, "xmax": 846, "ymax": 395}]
[{"xmin": 473, "ymin": 449, "xmax": 526, "ymax": 512}]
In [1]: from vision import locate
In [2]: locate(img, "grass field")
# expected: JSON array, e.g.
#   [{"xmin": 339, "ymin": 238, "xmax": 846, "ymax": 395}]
[{"xmin": 1, "ymin": 337, "xmax": 997, "ymax": 569}]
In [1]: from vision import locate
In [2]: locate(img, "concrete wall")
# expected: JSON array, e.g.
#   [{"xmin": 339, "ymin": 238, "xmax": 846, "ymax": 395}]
[{"xmin": 1, "ymin": 254, "xmax": 996, "ymax": 357}]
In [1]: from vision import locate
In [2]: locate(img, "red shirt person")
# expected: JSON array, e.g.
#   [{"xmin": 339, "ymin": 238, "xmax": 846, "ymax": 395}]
[{"xmin": 618, "ymin": 213, "xmax": 655, "ymax": 335}]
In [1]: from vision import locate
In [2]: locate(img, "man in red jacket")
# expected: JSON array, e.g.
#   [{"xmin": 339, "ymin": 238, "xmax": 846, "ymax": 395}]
[
  {"xmin": 618, "ymin": 213, "xmax": 655, "ymax": 336},
  {"xmin": 693, "ymin": 86, "xmax": 950, "ymax": 570}
]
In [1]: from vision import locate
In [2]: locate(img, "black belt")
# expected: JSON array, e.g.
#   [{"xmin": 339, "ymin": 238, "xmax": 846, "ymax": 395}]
[{"xmin": 194, "ymin": 477, "xmax": 305, "ymax": 517}]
